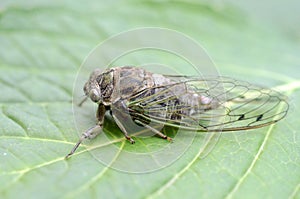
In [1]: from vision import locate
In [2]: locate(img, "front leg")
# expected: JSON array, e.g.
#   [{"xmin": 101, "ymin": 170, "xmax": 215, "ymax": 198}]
[
  {"xmin": 96, "ymin": 102, "xmax": 106, "ymax": 125},
  {"xmin": 65, "ymin": 103, "xmax": 106, "ymax": 159}
]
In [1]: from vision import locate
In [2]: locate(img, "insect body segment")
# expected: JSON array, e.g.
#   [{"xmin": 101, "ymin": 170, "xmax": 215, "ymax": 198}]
[{"xmin": 66, "ymin": 66, "xmax": 288, "ymax": 158}]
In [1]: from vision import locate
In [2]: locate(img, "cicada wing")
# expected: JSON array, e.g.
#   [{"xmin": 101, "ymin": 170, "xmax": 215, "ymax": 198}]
[
  {"xmin": 199, "ymin": 83, "xmax": 289, "ymax": 131},
  {"xmin": 127, "ymin": 76, "xmax": 289, "ymax": 132}
]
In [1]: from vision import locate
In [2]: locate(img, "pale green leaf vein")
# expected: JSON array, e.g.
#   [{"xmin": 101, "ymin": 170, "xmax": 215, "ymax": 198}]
[
  {"xmin": 43, "ymin": 105, "xmax": 68, "ymax": 141},
  {"xmin": 224, "ymin": 92, "xmax": 291, "ymax": 199},
  {"xmin": 0, "ymin": 77, "xmax": 32, "ymax": 102},
  {"xmin": 147, "ymin": 133, "xmax": 218, "ymax": 198},
  {"xmin": 289, "ymin": 183, "xmax": 300, "ymax": 199},
  {"xmin": 2, "ymin": 106, "xmax": 29, "ymax": 137},
  {"xmin": 63, "ymin": 141, "xmax": 126, "ymax": 198}
]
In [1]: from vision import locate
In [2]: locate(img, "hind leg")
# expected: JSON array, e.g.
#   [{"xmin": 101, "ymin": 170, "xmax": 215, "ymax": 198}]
[{"xmin": 134, "ymin": 120, "xmax": 172, "ymax": 142}]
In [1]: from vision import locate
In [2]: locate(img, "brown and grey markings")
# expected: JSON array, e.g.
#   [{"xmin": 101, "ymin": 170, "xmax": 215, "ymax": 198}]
[{"xmin": 65, "ymin": 66, "xmax": 289, "ymax": 158}]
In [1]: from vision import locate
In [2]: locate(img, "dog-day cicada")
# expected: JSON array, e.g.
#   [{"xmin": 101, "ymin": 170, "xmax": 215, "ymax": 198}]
[{"xmin": 66, "ymin": 66, "xmax": 289, "ymax": 158}]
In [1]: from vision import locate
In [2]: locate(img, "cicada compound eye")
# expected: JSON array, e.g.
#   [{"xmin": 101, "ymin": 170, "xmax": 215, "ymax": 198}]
[{"xmin": 89, "ymin": 89, "xmax": 101, "ymax": 103}]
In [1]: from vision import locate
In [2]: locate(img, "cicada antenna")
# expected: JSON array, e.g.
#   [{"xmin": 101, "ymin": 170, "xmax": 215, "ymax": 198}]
[{"xmin": 78, "ymin": 96, "xmax": 88, "ymax": 107}]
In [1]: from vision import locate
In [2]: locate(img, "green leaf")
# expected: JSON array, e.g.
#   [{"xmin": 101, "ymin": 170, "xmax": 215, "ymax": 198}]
[{"xmin": 1, "ymin": 1, "xmax": 300, "ymax": 199}]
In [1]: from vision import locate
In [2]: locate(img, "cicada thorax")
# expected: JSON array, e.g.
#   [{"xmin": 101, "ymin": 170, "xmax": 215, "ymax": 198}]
[
  {"xmin": 95, "ymin": 68, "xmax": 115, "ymax": 104},
  {"xmin": 100, "ymin": 67, "xmax": 153, "ymax": 102}
]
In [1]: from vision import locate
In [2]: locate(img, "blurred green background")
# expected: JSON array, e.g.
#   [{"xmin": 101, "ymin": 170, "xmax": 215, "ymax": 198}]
[{"xmin": 0, "ymin": 1, "xmax": 299, "ymax": 199}]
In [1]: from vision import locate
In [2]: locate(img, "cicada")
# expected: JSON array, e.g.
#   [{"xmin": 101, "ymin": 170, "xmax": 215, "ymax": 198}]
[{"xmin": 65, "ymin": 66, "xmax": 289, "ymax": 158}]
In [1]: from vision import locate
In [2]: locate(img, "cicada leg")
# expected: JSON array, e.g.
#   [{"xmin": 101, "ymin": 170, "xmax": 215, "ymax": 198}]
[
  {"xmin": 134, "ymin": 120, "xmax": 173, "ymax": 142},
  {"xmin": 65, "ymin": 103, "xmax": 105, "ymax": 159},
  {"xmin": 65, "ymin": 125, "xmax": 102, "ymax": 159},
  {"xmin": 112, "ymin": 114, "xmax": 136, "ymax": 144}
]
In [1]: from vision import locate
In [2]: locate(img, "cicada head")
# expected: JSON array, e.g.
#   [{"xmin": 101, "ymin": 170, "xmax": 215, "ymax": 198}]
[
  {"xmin": 84, "ymin": 68, "xmax": 115, "ymax": 104},
  {"xmin": 83, "ymin": 68, "xmax": 103, "ymax": 103}
]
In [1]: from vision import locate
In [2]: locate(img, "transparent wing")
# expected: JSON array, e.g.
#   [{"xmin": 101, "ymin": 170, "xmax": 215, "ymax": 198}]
[{"xmin": 127, "ymin": 76, "xmax": 289, "ymax": 132}]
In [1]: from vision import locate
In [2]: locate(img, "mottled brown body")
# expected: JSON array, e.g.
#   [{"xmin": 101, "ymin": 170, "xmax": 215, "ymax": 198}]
[
  {"xmin": 85, "ymin": 67, "xmax": 217, "ymax": 128},
  {"xmin": 66, "ymin": 66, "xmax": 288, "ymax": 158}
]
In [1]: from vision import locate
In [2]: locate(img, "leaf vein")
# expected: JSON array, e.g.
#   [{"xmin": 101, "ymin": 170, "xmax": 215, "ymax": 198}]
[
  {"xmin": 2, "ymin": 106, "xmax": 29, "ymax": 137},
  {"xmin": 224, "ymin": 94, "xmax": 290, "ymax": 199},
  {"xmin": 147, "ymin": 133, "xmax": 218, "ymax": 198}
]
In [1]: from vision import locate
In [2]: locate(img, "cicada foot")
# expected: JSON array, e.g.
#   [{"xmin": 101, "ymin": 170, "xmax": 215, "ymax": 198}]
[
  {"xmin": 125, "ymin": 136, "xmax": 135, "ymax": 144},
  {"xmin": 165, "ymin": 136, "xmax": 173, "ymax": 142}
]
